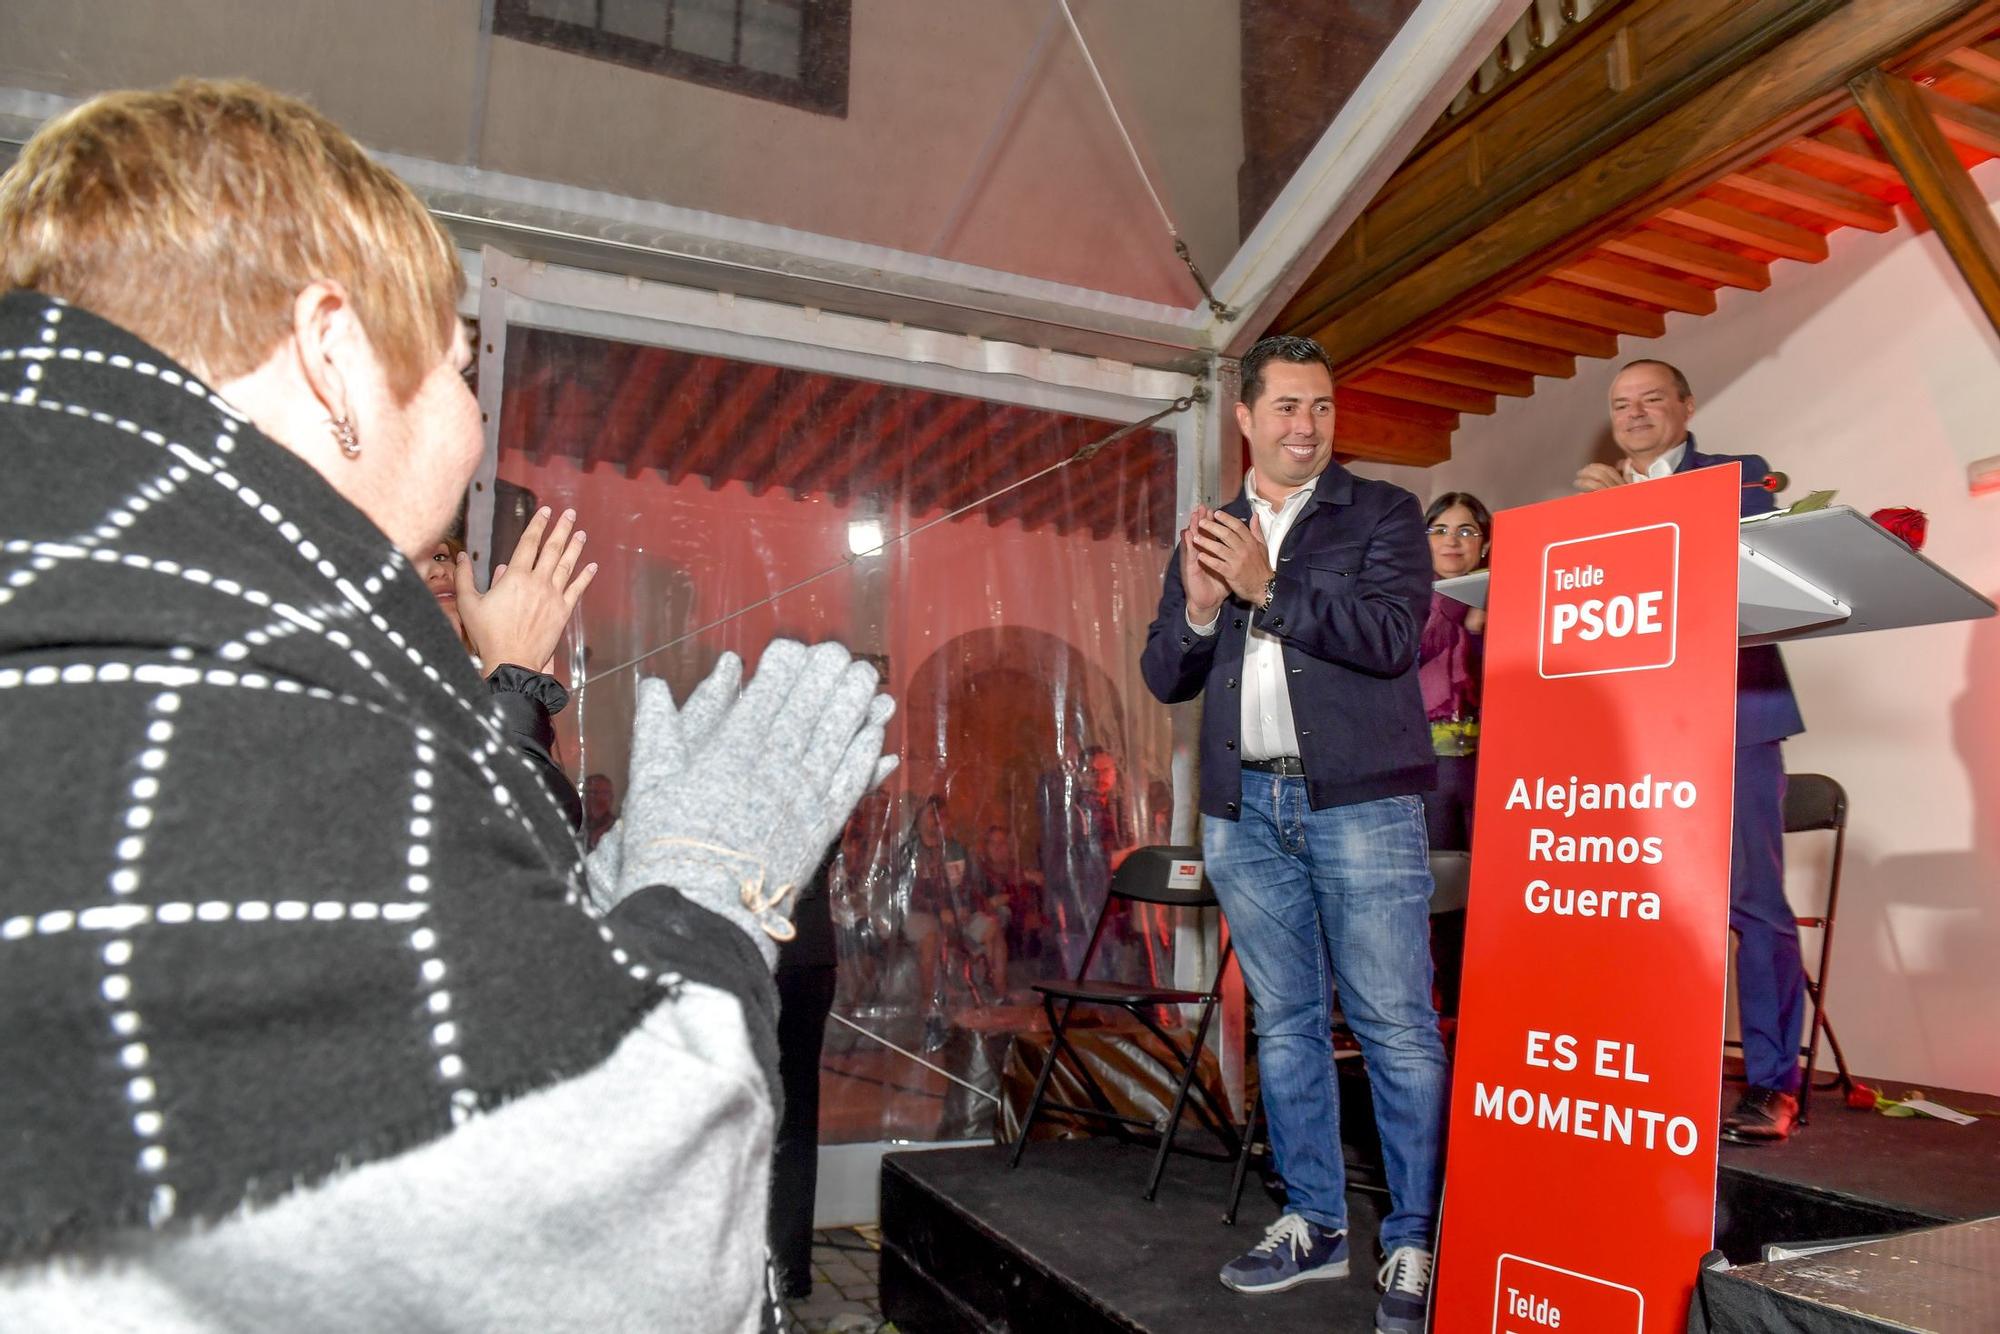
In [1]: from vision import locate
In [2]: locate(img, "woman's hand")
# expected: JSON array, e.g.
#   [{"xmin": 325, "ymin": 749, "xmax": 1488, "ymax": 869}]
[{"xmin": 454, "ymin": 506, "xmax": 597, "ymax": 673}]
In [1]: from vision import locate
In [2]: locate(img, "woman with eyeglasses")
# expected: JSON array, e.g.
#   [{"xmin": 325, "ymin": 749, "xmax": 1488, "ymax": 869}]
[{"xmin": 1420, "ymin": 491, "xmax": 1491, "ymax": 1019}]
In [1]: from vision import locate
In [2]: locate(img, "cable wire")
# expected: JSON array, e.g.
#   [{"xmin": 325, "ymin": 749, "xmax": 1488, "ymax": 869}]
[
  {"xmin": 1055, "ymin": 0, "xmax": 1233, "ymax": 319},
  {"xmin": 828, "ymin": 1012, "xmax": 1002, "ymax": 1106}
]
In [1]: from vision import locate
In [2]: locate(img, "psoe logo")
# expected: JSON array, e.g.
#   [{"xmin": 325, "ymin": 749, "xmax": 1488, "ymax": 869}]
[{"xmin": 1539, "ymin": 523, "xmax": 1679, "ymax": 679}]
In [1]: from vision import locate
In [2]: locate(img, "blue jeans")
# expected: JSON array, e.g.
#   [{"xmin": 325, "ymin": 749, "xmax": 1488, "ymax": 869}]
[
  {"xmin": 1731, "ymin": 741, "xmax": 1805, "ymax": 1092},
  {"xmin": 1204, "ymin": 773, "xmax": 1449, "ymax": 1252}
]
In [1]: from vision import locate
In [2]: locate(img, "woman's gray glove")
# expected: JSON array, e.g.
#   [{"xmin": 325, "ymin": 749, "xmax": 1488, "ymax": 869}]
[{"xmin": 585, "ymin": 640, "xmax": 897, "ymax": 966}]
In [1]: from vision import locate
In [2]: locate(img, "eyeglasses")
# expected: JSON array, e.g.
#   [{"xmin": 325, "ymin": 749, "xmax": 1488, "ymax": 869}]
[{"xmin": 1426, "ymin": 524, "xmax": 1484, "ymax": 540}]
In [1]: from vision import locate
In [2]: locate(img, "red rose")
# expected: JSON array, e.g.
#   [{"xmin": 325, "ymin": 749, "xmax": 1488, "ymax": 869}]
[{"xmin": 1870, "ymin": 506, "xmax": 1928, "ymax": 552}]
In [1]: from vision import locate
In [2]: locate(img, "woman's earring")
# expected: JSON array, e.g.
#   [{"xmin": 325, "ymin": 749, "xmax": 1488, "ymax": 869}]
[{"xmin": 332, "ymin": 417, "xmax": 361, "ymax": 459}]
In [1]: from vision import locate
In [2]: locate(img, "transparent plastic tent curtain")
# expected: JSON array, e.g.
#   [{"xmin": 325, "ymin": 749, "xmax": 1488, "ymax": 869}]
[{"xmin": 491, "ymin": 323, "xmax": 1187, "ymax": 1141}]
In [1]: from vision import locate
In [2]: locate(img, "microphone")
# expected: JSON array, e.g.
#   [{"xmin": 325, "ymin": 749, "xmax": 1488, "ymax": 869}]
[{"xmin": 1744, "ymin": 471, "xmax": 1789, "ymax": 493}]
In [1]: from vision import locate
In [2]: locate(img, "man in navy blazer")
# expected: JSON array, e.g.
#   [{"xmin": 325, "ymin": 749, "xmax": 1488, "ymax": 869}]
[
  {"xmin": 1142, "ymin": 336, "xmax": 1446, "ymax": 1332},
  {"xmin": 1578, "ymin": 359, "xmax": 1808, "ymax": 1143}
]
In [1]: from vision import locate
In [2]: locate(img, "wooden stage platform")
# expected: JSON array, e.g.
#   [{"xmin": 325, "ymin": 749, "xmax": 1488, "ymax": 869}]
[{"xmin": 879, "ymin": 1079, "xmax": 2000, "ymax": 1333}]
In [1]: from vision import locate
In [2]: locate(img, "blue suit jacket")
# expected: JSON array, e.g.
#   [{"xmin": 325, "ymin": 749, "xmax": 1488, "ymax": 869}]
[
  {"xmin": 1675, "ymin": 436, "xmax": 1805, "ymax": 745},
  {"xmin": 1141, "ymin": 463, "xmax": 1436, "ymax": 819}
]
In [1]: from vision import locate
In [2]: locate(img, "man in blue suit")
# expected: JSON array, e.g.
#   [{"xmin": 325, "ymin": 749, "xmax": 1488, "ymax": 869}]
[
  {"xmin": 1143, "ymin": 336, "xmax": 1446, "ymax": 1333},
  {"xmin": 1577, "ymin": 359, "xmax": 1808, "ymax": 1143}
]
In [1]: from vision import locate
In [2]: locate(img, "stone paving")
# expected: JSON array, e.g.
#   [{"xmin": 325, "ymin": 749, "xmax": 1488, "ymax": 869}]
[{"xmin": 782, "ymin": 1224, "xmax": 897, "ymax": 1334}]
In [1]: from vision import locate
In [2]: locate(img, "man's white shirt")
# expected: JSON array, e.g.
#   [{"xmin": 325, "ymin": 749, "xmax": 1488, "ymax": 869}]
[
  {"xmin": 1186, "ymin": 470, "xmax": 1318, "ymax": 762},
  {"xmin": 1622, "ymin": 439, "xmax": 1688, "ymax": 483}
]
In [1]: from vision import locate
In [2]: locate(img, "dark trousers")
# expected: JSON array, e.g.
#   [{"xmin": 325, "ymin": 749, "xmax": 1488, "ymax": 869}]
[
  {"xmin": 770, "ymin": 965, "xmax": 836, "ymax": 1292},
  {"xmin": 1422, "ymin": 753, "xmax": 1477, "ymax": 1017},
  {"xmin": 1732, "ymin": 741, "xmax": 1805, "ymax": 1092},
  {"xmin": 1420, "ymin": 752, "xmax": 1478, "ymax": 854}
]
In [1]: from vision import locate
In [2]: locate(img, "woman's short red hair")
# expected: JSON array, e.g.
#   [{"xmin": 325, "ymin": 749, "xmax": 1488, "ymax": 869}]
[{"xmin": 0, "ymin": 78, "xmax": 462, "ymax": 400}]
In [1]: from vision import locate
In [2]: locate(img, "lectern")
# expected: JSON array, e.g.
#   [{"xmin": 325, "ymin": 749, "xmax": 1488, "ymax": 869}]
[{"xmin": 1434, "ymin": 504, "xmax": 1996, "ymax": 645}]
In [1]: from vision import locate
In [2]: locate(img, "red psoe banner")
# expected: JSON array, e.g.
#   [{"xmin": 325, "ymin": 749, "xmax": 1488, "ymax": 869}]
[{"xmin": 1433, "ymin": 466, "xmax": 1743, "ymax": 1334}]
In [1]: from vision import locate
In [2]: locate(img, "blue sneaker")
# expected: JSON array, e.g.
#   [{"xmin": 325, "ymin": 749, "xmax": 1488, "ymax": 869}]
[
  {"xmin": 1374, "ymin": 1245, "xmax": 1433, "ymax": 1332},
  {"xmin": 1218, "ymin": 1214, "xmax": 1349, "ymax": 1294}
]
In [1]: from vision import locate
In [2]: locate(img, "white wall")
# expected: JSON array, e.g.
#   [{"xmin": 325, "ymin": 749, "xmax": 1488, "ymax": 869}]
[
  {"xmin": 0, "ymin": 0, "xmax": 1243, "ymax": 307},
  {"xmin": 1357, "ymin": 171, "xmax": 2000, "ymax": 1096}
]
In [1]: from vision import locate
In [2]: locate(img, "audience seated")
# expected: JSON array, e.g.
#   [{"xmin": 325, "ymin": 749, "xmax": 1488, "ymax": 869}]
[
  {"xmin": 899, "ymin": 797, "xmax": 1006, "ymax": 1006},
  {"xmin": 975, "ymin": 823, "xmax": 1048, "ymax": 989}
]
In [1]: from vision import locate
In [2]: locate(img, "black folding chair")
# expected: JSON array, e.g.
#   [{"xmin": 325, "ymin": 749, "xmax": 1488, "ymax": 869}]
[
  {"xmin": 1720, "ymin": 773, "xmax": 1856, "ymax": 1121},
  {"xmin": 1785, "ymin": 773, "xmax": 1856, "ymax": 1122},
  {"xmin": 1007, "ymin": 845, "xmax": 1239, "ymax": 1202}
]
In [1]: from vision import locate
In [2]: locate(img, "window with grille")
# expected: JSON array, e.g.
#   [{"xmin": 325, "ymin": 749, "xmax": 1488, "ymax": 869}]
[{"xmin": 494, "ymin": 0, "xmax": 850, "ymax": 116}]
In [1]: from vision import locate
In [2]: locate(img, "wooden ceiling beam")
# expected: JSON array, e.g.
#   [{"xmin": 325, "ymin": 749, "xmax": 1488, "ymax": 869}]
[
  {"xmin": 1721, "ymin": 161, "xmax": 1897, "ymax": 230},
  {"xmin": 952, "ymin": 420, "xmax": 1080, "ymax": 520},
  {"xmin": 1034, "ymin": 436, "xmax": 1162, "ymax": 537},
  {"xmin": 1598, "ymin": 232, "xmax": 1771, "ymax": 291},
  {"xmin": 1418, "ymin": 330, "xmax": 1575, "ymax": 379},
  {"xmin": 685, "ymin": 369, "xmax": 812, "ymax": 488},
  {"xmin": 1501, "ymin": 282, "xmax": 1667, "ymax": 338},
  {"xmin": 1082, "ymin": 445, "xmax": 1171, "ymax": 543},
  {"xmin": 538, "ymin": 375, "xmax": 596, "ymax": 469},
  {"xmin": 750, "ymin": 378, "xmax": 871, "ymax": 495},
  {"xmin": 833, "ymin": 394, "xmax": 936, "ymax": 505},
  {"xmin": 969, "ymin": 414, "xmax": 1096, "ymax": 519},
  {"xmin": 676, "ymin": 360, "xmax": 779, "ymax": 487},
  {"xmin": 577, "ymin": 344, "xmax": 634, "ymax": 474},
  {"xmin": 1100, "ymin": 444, "xmax": 1175, "ymax": 542},
  {"xmin": 710, "ymin": 365, "xmax": 799, "ymax": 493},
  {"xmin": 1655, "ymin": 198, "xmax": 1829, "ymax": 262},
  {"xmin": 1332, "ymin": 405, "xmax": 1453, "ymax": 467},
  {"xmin": 1116, "ymin": 440, "xmax": 1176, "ymax": 543},
  {"xmin": 1297, "ymin": 0, "xmax": 1991, "ymax": 374},
  {"xmin": 1114, "ymin": 466, "xmax": 1170, "ymax": 545},
  {"xmin": 1017, "ymin": 460, "xmax": 1097, "ymax": 533},
  {"xmin": 795, "ymin": 388, "xmax": 924, "ymax": 500},
  {"xmin": 616, "ymin": 355, "xmax": 718, "ymax": 485},
  {"xmin": 591, "ymin": 348, "xmax": 670, "ymax": 479},
  {"xmin": 743, "ymin": 370, "xmax": 845, "ymax": 493},
  {"xmin": 1919, "ymin": 82, "xmax": 2000, "ymax": 158},
  {"xmin": 506, "ymin": 365, "xmax": 555, "ymax": 467},
  {"xmin": 1383, "ymin": 350, "xmax": 1536, "ymax": 396},
  {"xmin": 1336, "ymin": 387, "xmax": 1461, "ymax": 432},
  {"xmin": 1785, "ymin": 124, "xmax": 1905, "ymax": 185},
  {"xmin": 1060, "ymin": 471, "xmax": 1119, "ymax": 541},
  {"xmin": 1459, "ymin": 307, "xmax": 1621, "ymax": 358},
  {"xmin": 758, "ymin": 377, "xmax": 874, "ymax": 495},
  {"xmin": 983, "ymin": 467, "xmax": 1051, "ymax": 529},
  {"xmin": 1944, "ymin": 37, "xmax": 2000, "ymax": 83},
  {"xmin": 904, "ymin": 405, "xmax": 1024, "ymax": 513},
  {"xmin": 1853, "ymin": 68, "xmax": 2000, "ymax": 346},
  {"xmin": 1278, "ymin": 0, "xmax": 1842, "ymax": 338},
  {"xmin": 987, "ymin": 421, "xmax": 1106, "ymax": 530},
  {"xmin": 1550, "ymin": 256, "xmax": 1719, "ymax": 313},
  {"xmin": 849, "ymin": 394, "xmax": 988, "ymax": 509},
  {"xmin": 1346, "ymin": 369, "xmax": 1498, "ymax": 415}
]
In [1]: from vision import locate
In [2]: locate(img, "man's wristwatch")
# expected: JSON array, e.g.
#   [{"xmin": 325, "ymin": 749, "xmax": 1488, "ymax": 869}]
[{"xmin": 1258, "ymin": 575, "xmax": 1279, "ymax": 612}]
